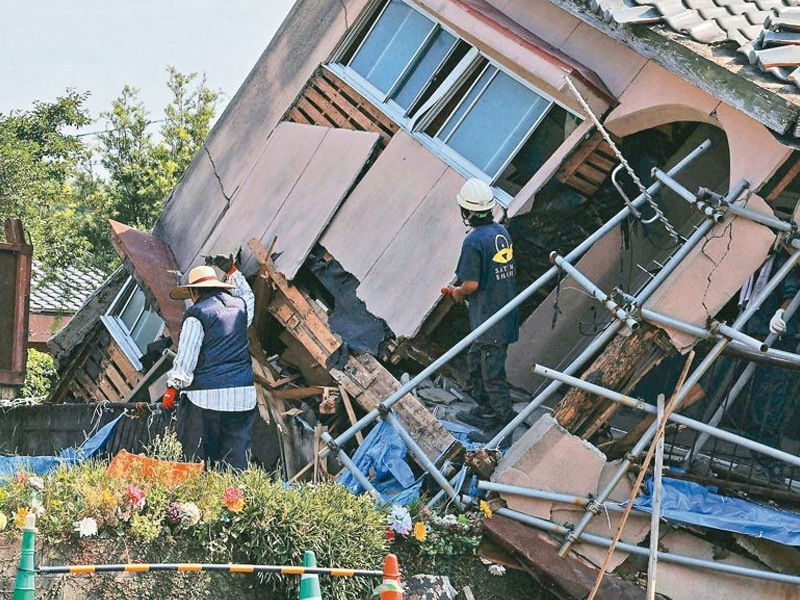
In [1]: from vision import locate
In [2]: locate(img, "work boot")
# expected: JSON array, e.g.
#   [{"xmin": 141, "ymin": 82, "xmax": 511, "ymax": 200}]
[
  {"xmin": 456, "ymin": 407, "xmax": 498, "ymax": 428},
  {"xmin": 466, "ymin": 412, "xmax": 514, "ymax": 444}
]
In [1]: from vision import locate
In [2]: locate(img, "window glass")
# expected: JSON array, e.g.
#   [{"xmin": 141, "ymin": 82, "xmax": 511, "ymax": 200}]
[
  {"xmin": 435, "ymin": 63, "xmax": 494, "ymax": 141},
  {"xmin": 119, "ymin": 286, "xmax": 145, "ymax": 332},
  {"xmin": 131, "ymin": 309, "xmax": 164, "ymax": 354},
  {"xmin": 438, "ymin": 69, "xmax": 551, "ymax": 178},
  {"xmin": 495, "ymin": 106, "xmax": 581, "ymax": 196},
  {"xmin": 349, "ymin": 0, "xmax": 435, "ymax": 94},
  {"xmin": 391, "ymin": 28, "xmax": 457, "ymax": 110}
]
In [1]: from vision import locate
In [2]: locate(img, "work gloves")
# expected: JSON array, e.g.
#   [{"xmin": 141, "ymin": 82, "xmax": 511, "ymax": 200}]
[
  {"xmin": 770, "ymin": 309, "xmax": 787, "ymax": 335},
  {"xmin": 205, "ymin": 253, "xmax": 236, "ymax": 276},
  {"xmin": 162, "ymin": 387, "xmax": 178, "ymax": 410}
]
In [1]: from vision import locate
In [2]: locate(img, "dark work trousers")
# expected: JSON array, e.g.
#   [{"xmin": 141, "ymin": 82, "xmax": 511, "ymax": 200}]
[
  {"xmin": 745, "ymin": 336, "xmax": 799, "ymax": 462},
  {"xmin": 467, "ymin": 342, "xmax": 512, "ymax": 418},
  {"xmin": 176, "ymin": 395, "xmax": 256, "ymax": 470}
]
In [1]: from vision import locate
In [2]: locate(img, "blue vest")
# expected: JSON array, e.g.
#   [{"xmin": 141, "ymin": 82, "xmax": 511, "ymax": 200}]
[{"xmin": 184, "ymin": 291, "xmax": 254, "ymax": 391}]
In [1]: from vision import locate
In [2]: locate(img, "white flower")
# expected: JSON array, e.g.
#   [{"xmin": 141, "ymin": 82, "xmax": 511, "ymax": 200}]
[
  {"xmin": 178, "ymin": 502, "xmax": 201, "ymax": 527},
  {"xmin": 389, "ymin": 505, "xmax": 412, "ymax": 535},
  {"xmin": 441, "ymin": 514, "xmax": 458, "ymax": 526},
  {"xmin": 74, "ymin": 517, "xmax": 98, "ymax": 538},
  {"xmin": 28, "ymin": 476, "xmax": 44, "ymax": 492},
  {"xmin": 487, "ymin": 564, "xmax": 506, "ymax": 577}
]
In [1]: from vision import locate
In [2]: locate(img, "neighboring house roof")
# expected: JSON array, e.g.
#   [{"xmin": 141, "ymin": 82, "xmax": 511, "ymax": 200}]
[
  {"xmin": 30, "ymin": 263, "xmax": 106, "ymax": 314},
  {"xmin": 590, "ymin": 0, "xmax": 800, "ymax": 92}
]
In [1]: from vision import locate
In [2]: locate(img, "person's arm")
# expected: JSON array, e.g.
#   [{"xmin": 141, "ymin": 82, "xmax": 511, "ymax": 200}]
[
  {"xmin": 227, "ymin": 269, "xmax": 255, "ymax": 326},
  {"xmin": 166, "ymin": 317, "xmax": 205, "ymax": 391},
  {"xmin": 451, "ymin": 280, "xmax": 479, "ymax": 302},
  {"xmin": 448, "ymin": 238, "xmax": 481, "ymax": 303}
]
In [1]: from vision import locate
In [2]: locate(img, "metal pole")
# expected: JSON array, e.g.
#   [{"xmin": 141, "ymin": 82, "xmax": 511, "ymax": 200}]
[
  {"xmin": 550, "ymin": 252, "xmax": 639, "ymax": 331},
  {"xmin": 531, "ymin": 364, "xmax": 800, "ymax": 468},
  {"xmin": 321, "ymin": 432, "xmax": 380, "ymax": 499},
  {"xmin": 652, "ymin": 168, "xmax": 725, "ymax": 223},
  {"xmin": 498, "ymin": 506, "xmax": 800, "ymax": 587},
  {"xmin": 321, "ymin": 141, "xmax": 712, "ymax": 456},
  {"xmin": 559, "ymin": 249, "xmax": 800, "ymax": 557},
  {"xmin": 382, "ymin": 411, "xmax": 460, "ymax": 505},
  {"xmin": 487, "ymin": 201, "xmax": 721, "ymax": 450},
  {"xmin": 647, "ymin": 393, "xmax": 665, "ymax": 600},
  {"xmin": 476, "ymin": 481, "xmax": 643, "ymax": 515},
  {"xmin": 685, "ymin": 284, "xmax": 800, "ymax": 464},
  {"xmin": 713, "ymin": 322, "xmax": 768, "ymax": 352}
]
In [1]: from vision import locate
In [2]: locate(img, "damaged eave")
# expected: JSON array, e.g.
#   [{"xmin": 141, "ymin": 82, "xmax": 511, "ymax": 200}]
[{"xmin": 544, "ymin": 0, "xmax": 800, "ymax": 138}]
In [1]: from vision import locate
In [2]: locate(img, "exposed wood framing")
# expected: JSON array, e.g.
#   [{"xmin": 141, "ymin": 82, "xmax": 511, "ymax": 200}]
[
  {"xmin": 546, "ymin": 0, "xmax": 800, "ymax": 136},
  {"xmin": 284, "ymin": 68, "xmax": 399, "ymax": 150},
  {"xmin": 49, "ymin": 323, "xmax": 146, "ymax": 404},
  {"xmin": 555, "ymin": 130, "xmax": 621, "ymax": 197},
  {"xmin": 248, "ymin": 238, "xmax": 463, "ymax": 467},
  {"xmin": 551, "ymin": 324, "xmax": 675, "ymax": 438},
  {"xmin": 0, "ymin": 219, "xmax": 32, "ymax": 387}
]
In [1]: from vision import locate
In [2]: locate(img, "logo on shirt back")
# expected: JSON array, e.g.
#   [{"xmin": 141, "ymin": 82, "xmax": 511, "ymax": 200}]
[{"xmin": 492, "ymin": 234, "xmax": 514, "ymax": 264}]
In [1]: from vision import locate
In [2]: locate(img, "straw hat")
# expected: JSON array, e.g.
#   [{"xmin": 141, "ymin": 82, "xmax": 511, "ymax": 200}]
[{"xmin": 170, "ymin": 265, "xmax": 236, "ymax": 300}]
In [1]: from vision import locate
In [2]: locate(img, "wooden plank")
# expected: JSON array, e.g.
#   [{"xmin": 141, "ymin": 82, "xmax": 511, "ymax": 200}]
[
  {"xmin": 249, "ymin": 239, "xmax": 461, "ymax": 466},
  {"xmin": 287, "ymin": 107, "xmax": 313, "ymax": 125},
  {"xmin": 96, "ymin": 374, "xmax": 118, "ymax": 401},
  {"xmin": 585, "ymin": 153, "xmax": 616, "ymax": 173},
  {"xmin": 295, "ymin": 97, "xmax": 337, "ymax": 128},
  {"xmin": 305, "ymin": 87, "xmax": 353, "ymax": 130},
  {"xmin": 566, "ymin": 176, "xmax": 599, "ymax": 196},
  {"xmin": 102, "ymin": 359, "xmax": 132, "ymax": 398},
  {"xmin": 320, "ymin": 71, "xmax": 400, "ymax": 137},
  {"xmin": 270, "ymin": 374, "xmax": 302, "ymax": 388},
  {"xmin": 556, "ymin": 131, "xmax": 604, "ymax": 181},
  {"xmin": 74, "ymin": 366, "xmax": 103, "ymax": 401},
  {"xmin": 107, "ymin": 343, "xmax": 141, "ymax": 387},
  {"xmin": 273, "ymin": 386, "xmax": 326, "ymax": 400},
  {"xmin": 766, "ymin": 153, "xmax": 800, "ymax": 201},
  {"xmin": 338, "ymin": 384, "xmax": 364, "ymax": 445},
  {"xmin": 575, "ymin": 162, "xmax": 608, "ymax": 184}
]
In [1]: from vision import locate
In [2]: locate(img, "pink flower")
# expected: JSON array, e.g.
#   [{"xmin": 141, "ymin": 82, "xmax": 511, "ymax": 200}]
[
  {"xmin": 126, "ymin": 485, "xmax": 146, "ymax": 511},
  {"xmin": 385, "ymin": 526, "xmax": 396, "ymax": 542},
  {"xmin": 13, "ymin": 472, "xmax": 29, "ymax": 485},
  {"xmin": 222, "ymin": 486, "xmax": 245, "ymax": 513}
]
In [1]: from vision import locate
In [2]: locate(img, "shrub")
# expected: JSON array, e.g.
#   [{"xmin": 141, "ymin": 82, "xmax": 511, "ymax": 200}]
[
  {"xmin": 18, "ymin": 349, "xmax": 57, "ymax": 400},
  {"xmin": 0, "ymin": 458, "xmax": 387, "ymax": 600}
]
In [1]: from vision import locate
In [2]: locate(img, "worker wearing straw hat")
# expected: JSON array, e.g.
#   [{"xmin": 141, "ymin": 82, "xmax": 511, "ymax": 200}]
[{"xmin": 164, "ymin": 254, "xmax": 256, "ymax": 470}]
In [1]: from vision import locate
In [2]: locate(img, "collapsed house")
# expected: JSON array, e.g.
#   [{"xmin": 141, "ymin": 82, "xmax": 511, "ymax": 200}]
[{"xmin": 32, "ymin": 0, "xmax": 800, "ymax": 597}]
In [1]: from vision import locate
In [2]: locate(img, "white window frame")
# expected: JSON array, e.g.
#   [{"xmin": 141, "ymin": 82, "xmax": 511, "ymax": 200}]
[
  {"xmin": 328, "ymin": 0, "xmax": 582, "ymax": 206},
  {"xmin": 101, "ymin": 277, "xmax": 165, "ymax": 371}
]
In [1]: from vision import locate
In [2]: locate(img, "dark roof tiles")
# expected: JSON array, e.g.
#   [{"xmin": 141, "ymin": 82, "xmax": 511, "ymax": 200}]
[{"xmin": 29, "ymin": 263, "xmax": 106, "ymax": 313}]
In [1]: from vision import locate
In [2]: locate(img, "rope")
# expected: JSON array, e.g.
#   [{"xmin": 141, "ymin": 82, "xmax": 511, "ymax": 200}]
[
  {"xmin": 563, "ymin": 76, "xmax": 680, "ymax": 243},
  {"xmin": 585, "ymin": 351, "xmax": 695, "ymax": 600}
]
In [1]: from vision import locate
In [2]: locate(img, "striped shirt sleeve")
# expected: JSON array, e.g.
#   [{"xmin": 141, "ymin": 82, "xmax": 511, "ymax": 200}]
[
  {"xmin": 166, "ymin": 316, "xmax": 205, "ymax": 390},
  {"xmin": 228, "ymin": 270, "xmax": 255, "ymax": 326}
]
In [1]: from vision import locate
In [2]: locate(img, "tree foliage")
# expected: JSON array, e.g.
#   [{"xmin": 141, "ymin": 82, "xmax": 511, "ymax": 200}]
[{"xmin": 0, "ymin": 68, "xmax": 220, "ymax": 275}]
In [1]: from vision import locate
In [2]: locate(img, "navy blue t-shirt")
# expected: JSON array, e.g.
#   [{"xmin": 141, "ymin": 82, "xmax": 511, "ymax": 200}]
[{"xmin": 456, "ymin": 223, "xmax": 519, "ymax": 345}]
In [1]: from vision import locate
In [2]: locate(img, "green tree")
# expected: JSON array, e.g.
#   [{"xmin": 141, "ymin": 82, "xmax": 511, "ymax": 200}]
[
  {"xmin": 0, "ymin": 91, "xmax": 95, "ymax": 275},
  {"xmin": 18, "ymin": 348, "xmax": 58, "ymax": 400}
]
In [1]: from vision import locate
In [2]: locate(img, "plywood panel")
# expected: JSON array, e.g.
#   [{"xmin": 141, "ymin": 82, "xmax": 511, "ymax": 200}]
[
  {"xmin": 259, "ymin": 127, "xmax": 380, "ymax": 279},
  {"xmin": 358, "ymin": 168, "xmax": 467, "ymax": 338},
  {"xmin": 198, "ymin": 122, "xmax": 329, "ymax": 270},
  {"xmin": 320, "ymin": 131, "xmax": 450, "ymax": 281}
]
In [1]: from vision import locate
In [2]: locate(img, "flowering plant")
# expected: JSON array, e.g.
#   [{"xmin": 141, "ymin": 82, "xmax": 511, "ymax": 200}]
[
  {"xmin": 75, "ymin": 517, "xmax": 98, "ymax": 538},
  {"xmin": 222, "ymin": 486, "xmax": 244, "ymax": 513}
]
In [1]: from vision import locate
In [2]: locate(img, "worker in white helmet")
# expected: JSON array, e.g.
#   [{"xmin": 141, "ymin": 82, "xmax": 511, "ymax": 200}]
[{"xmin": 443, "ymin": 178, "xmax": 519, "ymax": 443}]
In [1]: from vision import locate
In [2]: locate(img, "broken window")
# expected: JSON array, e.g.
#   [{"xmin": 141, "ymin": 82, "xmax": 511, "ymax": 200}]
[
  {"xmin": 331, "ymin": 0, "xmax": 582, "ymax": 204},
  {"xmin": 101, "ymin": 277, "xmax": 165, "ymax": 370}
]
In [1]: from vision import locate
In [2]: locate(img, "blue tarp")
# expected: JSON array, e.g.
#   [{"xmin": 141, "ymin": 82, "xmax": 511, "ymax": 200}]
[
  {"xmin": 634, "ymin": 477, "xmax": 800, "ymax": 546},
  {"xmin": 0, "ymin": 415, "xmax": 124, "ymax": 478}
]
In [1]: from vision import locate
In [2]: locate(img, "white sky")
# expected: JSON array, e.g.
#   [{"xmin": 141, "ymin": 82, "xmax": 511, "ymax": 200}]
[{"xmin": 0, "ymin": 0, "xmax": 296, "ymax": 129}]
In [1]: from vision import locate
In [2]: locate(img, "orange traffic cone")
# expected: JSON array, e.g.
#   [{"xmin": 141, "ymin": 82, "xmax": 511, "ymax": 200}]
[{"xmin": 376, "ymin": 554, "xmax": 403, "ymax": 600}]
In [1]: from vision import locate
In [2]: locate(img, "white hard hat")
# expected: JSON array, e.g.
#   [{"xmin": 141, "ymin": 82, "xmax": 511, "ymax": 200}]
[{"xmin": 457, "ymin": 178, "xmax": 496, "ymax": 212}]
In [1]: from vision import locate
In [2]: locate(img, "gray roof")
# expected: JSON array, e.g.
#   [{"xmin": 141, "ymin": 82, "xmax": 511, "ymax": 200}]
[
  {"xmin": 30, "ymin": 262, "xmax": 106, "ymax": 313},
  {"xmin": 590, "ymin": 0, "xmax": 800, "ymax": 90}
]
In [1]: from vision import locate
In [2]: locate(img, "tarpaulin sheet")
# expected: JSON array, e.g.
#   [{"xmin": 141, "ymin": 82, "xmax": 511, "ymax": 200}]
[
  {"xmin": 337, "ymin": 419, "xmax": 423, "ymax": 504},
  {"xmin": 0, "ymin": 415, "xmax": 123, "ymax": 478},
  {"xmin": 635, "ymin": 477, "xmax": 800, "ymax": 546}
]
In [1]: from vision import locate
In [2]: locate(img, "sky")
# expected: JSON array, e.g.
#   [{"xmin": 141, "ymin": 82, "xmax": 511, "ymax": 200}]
[{"xmin": 0, "ymin": 0, "xmax": 297, "ymax": 130}]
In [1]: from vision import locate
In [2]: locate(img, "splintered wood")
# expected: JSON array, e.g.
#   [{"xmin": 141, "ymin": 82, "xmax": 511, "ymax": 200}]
[{"xmin": 248, "ymin": 238, "xmax": 462, "ymax": 466}]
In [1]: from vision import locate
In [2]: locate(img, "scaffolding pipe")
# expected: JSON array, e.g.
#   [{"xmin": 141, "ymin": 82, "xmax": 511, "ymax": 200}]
[
  {"xmin": 647, "ymin": 393, "xmax": 665, "ymax": 600},
  {"xmin": 476, "ymin": 481, "xmax": 641, "ymax": 515},
  {"xmin": 532, "ymin": 364, "xmax": 800, "ymax": 468},
  {"xmin": 550, "ymin": 252, "xmax": 639, "ymax": 331},
  {"xmin": 383, "ymin": 411, "xmax": 461, "ymax": 505},
  {"xmin": 559, "ymin": 248, "xmax": 800, "ymax": 556},
  {"xmin": 497, "ymin": 506, "xmax": 800, "ymax": 587},
  {"xmin": 487, "ymin": 202, "xmax": 721, "ymax": 450},
  {"xmin": 321, "ymin": 432, "xmax": 380, "ymax": 499},
  {"xmin": 685, "ymin": 285, "xmax": 800, "ymax": 464},
  {"xmin": 652, "ymin": 169, "xmax": 725, "ymax": 224},
  {"xmin": 319, "ymin": 140, "xmax": 711, "ymax": 458},
  {"xmin": 640, "ymin": 308, "xmax": 800, "ymax": 365},
  {"xmin": 656, "ymin": 170, "xmax": 797, "ymax": 235}
]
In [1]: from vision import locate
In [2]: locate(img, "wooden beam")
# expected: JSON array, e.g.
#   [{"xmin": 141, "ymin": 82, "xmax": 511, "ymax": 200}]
[{"xmin": 339, "ymin": 384, "xmax": 364, "ymax": 445}]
